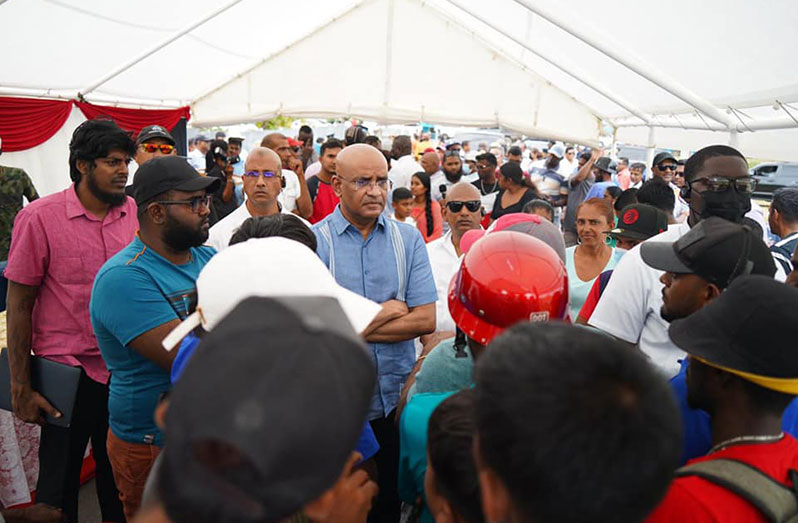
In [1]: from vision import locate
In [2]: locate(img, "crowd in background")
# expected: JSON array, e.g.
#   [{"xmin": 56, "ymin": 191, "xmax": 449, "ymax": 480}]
[{"xmin": 1, "ymin": 118, "xmax": 798, "ymax": 523}]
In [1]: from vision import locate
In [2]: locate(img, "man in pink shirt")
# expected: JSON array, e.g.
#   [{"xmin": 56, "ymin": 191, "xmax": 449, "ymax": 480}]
[
  {"xmin": 5, "ymin": 119, "xmax": 138, "ymax": 523},
  {"xmin": 616, "ymin": 157, "xmax": 631, "ymax": 190}
]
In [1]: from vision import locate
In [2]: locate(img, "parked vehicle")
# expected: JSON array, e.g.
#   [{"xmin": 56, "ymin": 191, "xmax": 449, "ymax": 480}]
[{"xmin": 750, "ymin": 162, "xmax": 798, "ymax": 198}]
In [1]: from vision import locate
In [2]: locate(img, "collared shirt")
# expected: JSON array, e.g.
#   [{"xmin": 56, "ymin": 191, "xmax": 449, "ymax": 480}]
[
  {"xmin": 313, "ymin": 206, "xmax": 437, "ymax": 419},
  {"xmin": 0, "ymin": 165, "xmax": 38, "ymax": 260},
  {"xmin": 187, "ymin": 149, "xmax": 206, "ymax": 171},
  {"xmin": 771, "ymin": 231, "xmax": 798, "ymax": 278},
  {"xmin": 389, "ymin": 154, "xmax": 424, "ymax": 189},
  {"xmin": 5, "ymin": 184, "xmax": 138, "ymax": 383},
  {"xmin": 205, "ymin": 198, "xmax": 309, "ymax": 252},
  {"xmin": 426, "ymin": 232, "xmax": 460, "ymax": 332}
]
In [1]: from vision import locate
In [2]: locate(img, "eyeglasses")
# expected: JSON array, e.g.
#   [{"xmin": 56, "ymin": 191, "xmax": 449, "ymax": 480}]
[
  {"xmin": 657, "ymin": 164, "xmax": 678, "ymax": 171},
  {"xmin": 339, "ymin": 177, "xmax": 389, "ymax": 191},
  {"xmin": 446, "ymin": 200, "xmax": 481, "ymax": 213},
  {"xmin": 243, "ymin": 170, "xmax": 280, "ymax": 179},
  {"xmin": 141, "ymin": 143, "xmax": 175, "ymax": 154},
  {"xmin": 689, "ymin": 176, "xmax": 757, "ymax": 194},
  {"xmin": 96, "ymin": 157, "xmax": 132, "ymax": 168},
  {"xmin": 152, "ymin": 194, "xmax": 212, "ymax": 213}
]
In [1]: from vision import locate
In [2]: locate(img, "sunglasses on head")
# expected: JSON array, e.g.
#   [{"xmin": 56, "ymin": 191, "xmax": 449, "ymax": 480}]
[
  {"xmin": 444, "ymin": 150, "xmax": 461, "ymax": 158},
  {"xmin": 141, "ymin": 143, "xmax": 175, "ymax": 154},
  {"xmin": 657, "ymin": 163, "xmax": 678, "ymax": 171},
  {"xmin": 446, "ymin": 200, "xmax": 481, "ymax": 213}
]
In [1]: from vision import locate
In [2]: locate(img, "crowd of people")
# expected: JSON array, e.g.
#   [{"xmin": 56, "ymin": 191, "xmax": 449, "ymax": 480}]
[{"xmin": 1, "ymin": 118, "xmax": 798, "ymax": 523}]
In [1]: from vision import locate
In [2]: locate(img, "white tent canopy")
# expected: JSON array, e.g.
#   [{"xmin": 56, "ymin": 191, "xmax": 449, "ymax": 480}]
[{"xmin": 2, "ymin": 0, "xmax": 798, "ymax": 159}]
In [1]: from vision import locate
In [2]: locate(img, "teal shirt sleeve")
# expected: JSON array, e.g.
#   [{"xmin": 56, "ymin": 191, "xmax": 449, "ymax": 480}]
[{"xmin": 91, "ymin": 265, "xmax": 179, "ymax": 345}]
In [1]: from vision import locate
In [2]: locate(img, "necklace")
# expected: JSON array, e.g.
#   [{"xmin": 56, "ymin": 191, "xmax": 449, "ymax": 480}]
[
  {"xmin": 480, "ymin": 179, "xmax": 498, "ymax": 194},
  {"xmin": 708, "ymin": 432, "xmax": 784, "ymax": 454}
]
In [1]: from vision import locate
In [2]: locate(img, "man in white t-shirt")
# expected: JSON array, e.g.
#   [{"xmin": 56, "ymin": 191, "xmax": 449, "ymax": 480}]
[
  {"xmin": 651, "ymin": 152, "xmax": 689, "ymax": 222},
  {"xmin": 187, "ymin": 135, "xmax": 209, "ymax": 171},
  {"xmin": 260, "ymin": 133, "xmax": 313, "ymax": 219},
  {"xmin": 560, "ymin": 146, "xmax": 579, "ymax": 178},
  {"xmin": 388, "ymin": 135, "xmax": 422, "ymax": 189},
  {"xmin": 589, "ymin": 145, "xmax": 759, "ymax": 377},
  {"xmin": 206, "ymin": 147, "xmax": 309, "ymax": 251}
]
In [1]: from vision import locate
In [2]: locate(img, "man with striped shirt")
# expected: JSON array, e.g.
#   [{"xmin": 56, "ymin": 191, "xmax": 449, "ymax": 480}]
[{"xmin": 768, "ymin": 187, "xmax": 798, "ymax": 279}]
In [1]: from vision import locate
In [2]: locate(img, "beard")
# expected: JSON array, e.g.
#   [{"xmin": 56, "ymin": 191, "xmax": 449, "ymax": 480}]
[
  {"xmin": 86, "ymin": 169, "xmax": 127, "ymax": 207},
  {"xmin": 162, "ymin": 210, "xmax": 209, "ymax": 252}
]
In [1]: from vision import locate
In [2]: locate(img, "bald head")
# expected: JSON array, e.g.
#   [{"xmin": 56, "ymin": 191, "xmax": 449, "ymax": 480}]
[
  {"xmin": 447, "ymin": 182, "xmax": 481, "ymax": 201},
  {"xmin": 335, "ymin": 143, "xmax": 388, "ymax": 179},
  {"xmin": 421, "ymin": 151, "xmax": 440, "ymax": 175},
  {"xmin": 245, "ymin": 147, "xmax": 281, "ymax": 171},
  {"xmin": 443, "ymin": 182, "xmax": 484, "ymax": 240},
  {"xmin": 260, "ymin": 133, "xmax": 285, "ymax": 150}
]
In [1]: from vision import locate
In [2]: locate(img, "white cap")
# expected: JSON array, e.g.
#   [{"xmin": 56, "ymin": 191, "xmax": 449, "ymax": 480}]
[
  {"xmin": 161, "ymin": 237, "xmax": 383, "ymax": 350},
  {"xmin": 549, "ymin": 144, "xmax": 565, "ymax": 159}
]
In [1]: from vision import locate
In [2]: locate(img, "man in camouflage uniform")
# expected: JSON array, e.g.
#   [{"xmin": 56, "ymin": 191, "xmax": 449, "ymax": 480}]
[{"xmin": 0, "ymin": 163, "xmax": 39, "ymax": 260}]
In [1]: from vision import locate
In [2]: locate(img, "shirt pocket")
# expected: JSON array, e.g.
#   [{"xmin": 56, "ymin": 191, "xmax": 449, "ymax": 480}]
[{"xmin": 49, "ymin": 255, "xmax": 92, "ymax": 285}]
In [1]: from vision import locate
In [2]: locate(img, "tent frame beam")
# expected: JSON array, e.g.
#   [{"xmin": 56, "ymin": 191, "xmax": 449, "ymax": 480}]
[
  {"xmin": 613, "ymin": 115, "xmax": 798, "ymax": 132},
  {"xmin": 80, "ymin": 0, "xmax": 244, "ymax": 98},
  {"xmin": 444, "ymin": 0, "xmax": 651, "ymax": 125},
  {"xmin": 511, "ymin": 0, "xmax": 735, "ymax": 130}
]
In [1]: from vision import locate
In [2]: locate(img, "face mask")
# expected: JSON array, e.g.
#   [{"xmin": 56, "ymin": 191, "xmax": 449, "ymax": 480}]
[
  {"xmin": 462, "ymin": 164, "xmax": 471, "ymax": 175},
  {"xmin": 698, "ymin": 188, "xmax": 751, "ymax": 223}
]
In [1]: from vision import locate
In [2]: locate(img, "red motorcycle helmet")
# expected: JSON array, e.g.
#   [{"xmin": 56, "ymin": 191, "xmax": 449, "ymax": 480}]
[{"xmin": 448, "ymin": 231, "xmax": 569, "ymax": 345}]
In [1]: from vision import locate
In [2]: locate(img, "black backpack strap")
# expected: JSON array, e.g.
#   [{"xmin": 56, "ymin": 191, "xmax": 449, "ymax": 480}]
[
  {"xmin": 676, "ymin": 458, "xmax": 798, "ymax": 522},
  {"xmin": 307, "ymin": 176, "xmax": 320, "ymax": 203}
]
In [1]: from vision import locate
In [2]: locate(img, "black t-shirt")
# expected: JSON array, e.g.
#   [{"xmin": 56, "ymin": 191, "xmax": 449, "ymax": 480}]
[
  {"xmin": 490, "ymin": 188, "xmax": 537, "ymax": 220},
  {"xmin": 471, "ymin": 178, "xmax": 500, "ymax": 196}
]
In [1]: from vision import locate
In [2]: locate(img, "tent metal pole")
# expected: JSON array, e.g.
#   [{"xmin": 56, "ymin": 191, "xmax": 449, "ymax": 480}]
[
  {"xmin": 614, "ymin": 115, "xmax": 798, "ymax": 132},
  {"xmin": 510, "ymin": 0, "xmax": 735, "ymax": 130},
  {"xmin": 729, "ymin": 129, "xmax": 739, "ymax": 148},
  {"xmin": 80, "ymin": 0, "xmax": 244, "ymax": 98},
  {"xmin": 444, "ymin": 0, "xmax": 650, "ymax": 125},
  {"xmin": 645, "ymin": 126, "xmax": 656, "ymax": 168}
]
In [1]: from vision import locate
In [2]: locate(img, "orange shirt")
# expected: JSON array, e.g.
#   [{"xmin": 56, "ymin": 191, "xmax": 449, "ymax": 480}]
[{"xmin": 411, "ymin": 200, "xmax": 443, "ymax": 243}]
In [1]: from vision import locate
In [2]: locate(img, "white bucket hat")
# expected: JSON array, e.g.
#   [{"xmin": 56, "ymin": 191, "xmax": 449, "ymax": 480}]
[{"xmin": 162, "ymin": 237, "xmax": 383, "ymax": 350}]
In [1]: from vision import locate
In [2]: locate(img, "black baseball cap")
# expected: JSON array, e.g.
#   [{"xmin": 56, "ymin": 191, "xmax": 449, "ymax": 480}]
[
  {"xmin": 131, "ymin": 155, "xmax": 220, "ymax": 205},
  {"xmin": 136, "ymin": 125, "xmax": 175, "ymax": 146},
  {"xmin": 669, "ymin": 275, "xmax": 798, "ymax": 386},
  {"xmin": 228, "ymin": 136, "xmax": 244, "ymax": 145},
  {"xmin": 652, "ymin": 151, "xmax": 677, "ymax": 168},
  {"xmin": 640, "ymin": 217, "xmax": 776, "ymax": 289},
  {"xmin": 595, "ymin": 156, "xmax": 617, "ymax": 175},
  {"xmin": 611, "ymin": 204, "xmax": 668, "ymax": 241},
  {"xmin": 162, "ymin": 296, "xmax": 375, "ymax": 522}
]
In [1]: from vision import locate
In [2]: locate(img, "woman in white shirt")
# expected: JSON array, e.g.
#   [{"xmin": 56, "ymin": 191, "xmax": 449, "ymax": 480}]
[{"xmin": 565, "ymin": 197, "xmax": 622, "ymax": 320}]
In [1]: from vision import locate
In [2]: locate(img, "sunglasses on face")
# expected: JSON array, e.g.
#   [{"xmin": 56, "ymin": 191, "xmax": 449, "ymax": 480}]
[
  {"xmin": 243, "ymin": 170, "xmax": 279, "ymax": 179},
  {"xmin": 141, "ymin": 143, "xmax": 175, "ymax": 154},
  {"xmin": 689, "ymin": 176, "xmax": 757, "ymax": 194},
  {"xmin": 657, "ymin": 164, "xmax": 678, "ymax": 171},
  {"xmin": 152, "ymin": 194, "xmax": 212, "ymax": 213},
  {"xmin": 446, "ymin": 200, "xmax": 481, "ymax": 213}
]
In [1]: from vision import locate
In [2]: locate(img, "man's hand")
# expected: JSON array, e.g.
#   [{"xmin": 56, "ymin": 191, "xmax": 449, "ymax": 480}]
[
  {"xmin": 11, "ymin": 384, "xmax": 60, "ymax": 425},
  {"xmin": 287, "ymin": 155, "xmax": 305, "ymax": 178},
  {"xmin": 360, "ymin": 300, "xmax": 409, "ymax": 337},
  {"xmin": 224, "ymin": 163, "xmax": 234, "ymax": 180},
  {"xmin": 320, "ymin": 452, "xmax": 379, "ymax": 523}
]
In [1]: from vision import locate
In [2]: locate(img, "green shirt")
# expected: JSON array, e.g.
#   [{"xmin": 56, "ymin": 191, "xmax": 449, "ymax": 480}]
[{"xmin": 0, "ymin": 166, "xmax": 38, "ymax": 259}]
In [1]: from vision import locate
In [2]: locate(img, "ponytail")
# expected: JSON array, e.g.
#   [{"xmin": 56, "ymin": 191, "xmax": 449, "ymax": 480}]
[{"xmin": 424, "ymin": 190, "xmax": 434, "ymax": 238}]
